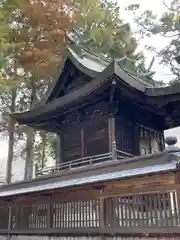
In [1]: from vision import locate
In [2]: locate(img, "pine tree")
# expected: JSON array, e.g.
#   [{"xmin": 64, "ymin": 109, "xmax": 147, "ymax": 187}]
[{"xmin": 129, "ymin": 0, "xmax": 180, "ymax": 82}]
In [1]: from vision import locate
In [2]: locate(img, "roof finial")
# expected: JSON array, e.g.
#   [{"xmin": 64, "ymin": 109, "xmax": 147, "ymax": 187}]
[
  {"xmin": 165, "ymin": 136, "xmax": 180, "ymax": 153},
  {"xmin": 165, "ymin": 136, "xmax": 180, "ymax": 164}
]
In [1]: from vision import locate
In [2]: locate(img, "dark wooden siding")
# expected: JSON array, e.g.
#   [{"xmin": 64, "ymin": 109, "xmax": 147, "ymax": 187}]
[
  {"xmin": 63, "ymin": 126, "xmax": 82, "ymax": 162},
  {"xmin": 84, "ymin": 119, "xmax": 109, "ymax": 156},
  {"xmin": 61, "ymin": 118, "xmax": 109, "ymax": 162}
]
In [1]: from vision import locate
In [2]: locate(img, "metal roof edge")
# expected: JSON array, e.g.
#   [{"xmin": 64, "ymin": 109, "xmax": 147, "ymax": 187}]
[
  {"xmin": 114, "ymin": 62, "xmax": 145, "ymax": 92},
  {"xmin": 145, "ymin": 83, "xmax": 180, "ymax": 97}
]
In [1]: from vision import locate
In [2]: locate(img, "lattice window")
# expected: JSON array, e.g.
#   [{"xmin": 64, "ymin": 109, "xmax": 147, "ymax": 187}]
[
  {"xmin": 28, "ymin": 204, "xmax": 48, "ymax": 229},
  {"xmin": 139, "ymin": 126, "xmax": 163, "ymax": 155},
  {"xmin": 53, "ymin": 200, "xmax": 100, "ymax": 228},
  {"xmin": 115, "ymin": 117, "xmax": 135, "ymax": 155},
  {"xmin": 104, "ymin": 192, "xmax": 178, "ymax": 228}
]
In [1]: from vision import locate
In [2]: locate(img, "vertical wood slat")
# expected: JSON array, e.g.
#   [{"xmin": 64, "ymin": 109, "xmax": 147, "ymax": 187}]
[
  {"xmin": 62, "ymin": 202, "xmax": 64, "ymax": 228},
  {"xmin": 157, "ymin": 193, "xmax": 163, "ymax": 226},
  {"xmin": 120, "ymin": 197, "xmax": 124, "ymax": 227},
  {"xmin": 148, "ymin": 194, "xmax": 153, "ymax": 226},
  {"xmin": 124, "ymin": 197, "xmax": 127, "ymax": 227},
  {"xmin": 162, "ymin": 193, "xmax": 168, "ymax": 226},
  {"xmin": 116, "ymin": 198, "xmax": 120, "ymax": 227},
  {"xmin": 172, "ymin": 191, "xmax": 178, "ymax": 225},
  {"xmin": 168, "ymin": 192, "xmax": 173, "ymax": 226},
  {"xmin": 85, "ymin": 200, "xmax": 88, "ymax": 227},
  {"xmin": 144, "ymin": 195, "xmax": 149, "ymax": 226},
  {"xmin": 99, "ymin": 191, "xmax": 105, "ymax": 229},
  {"xmin": 127, "ymin": 196, "xmax": 131, "ymax": 227},
  {"xmin": 131, "ymin": 196, "xmax": 136, "ymax": 227},
  {"xmin": 77, "ymin": 201, "xmax": 79, "ymax": 228},
  {"xmin": 69, "ymin": 202, "xmax": 71, "ymax": 228},
  {"xmin": 153, "ymin": 193, "xmax": 158, "ymax": 227},
  {"xmin": 139, "ymin": 195, "xmax": 144, "ymax": 227},
  {"xmin": 135, "ymin": 196, "xmax": 140, "ymax": 227}
]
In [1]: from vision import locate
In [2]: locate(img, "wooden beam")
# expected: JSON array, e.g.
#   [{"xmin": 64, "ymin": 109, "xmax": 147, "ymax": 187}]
[
  {"xmin": 102, "ymin": 184, "xmax": 179, "ymax": 199},
  {"xmin": 2, "ymin": 226, "xmax": 180, "ymax": 236}
]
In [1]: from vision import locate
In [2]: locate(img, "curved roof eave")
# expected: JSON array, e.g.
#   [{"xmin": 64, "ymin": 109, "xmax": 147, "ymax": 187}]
[
  {"xmin": 11, "ymin": 63, "xmax": 156, "ymax": 125},
  {"xmin": 145, "ymin": 83, "xmax": 180, "ymax": 97},
  {"xmin": 11, "ymin": 63, "xmax": 115, "ymax": 124},
  {"xmin": 114, "ymin": 63, "xmax": 146, "ymax": 92}
]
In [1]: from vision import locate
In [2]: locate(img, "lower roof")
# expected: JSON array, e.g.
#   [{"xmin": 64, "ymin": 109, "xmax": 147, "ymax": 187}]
[{"xmin": 0, "ymin": 162, "xmax": 177, "ymax": 198}]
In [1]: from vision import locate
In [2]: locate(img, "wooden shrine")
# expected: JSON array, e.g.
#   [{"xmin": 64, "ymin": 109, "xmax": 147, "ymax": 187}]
[
  {"xmin": 1, "ymin": 45, "xmax": 180, "ymax": 239},
  {"xmin": 11, "ymin": 45, "xmax": 180, "ymax": 168}
]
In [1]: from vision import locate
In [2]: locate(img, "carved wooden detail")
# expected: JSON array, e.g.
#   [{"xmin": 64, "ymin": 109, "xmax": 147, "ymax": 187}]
[{"xmin": 62, "ymin": 102, "xmax": 109, "ymax": 127}]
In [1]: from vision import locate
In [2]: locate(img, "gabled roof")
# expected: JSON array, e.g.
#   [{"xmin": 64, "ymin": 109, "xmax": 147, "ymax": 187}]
[
  {"xmin": 11, "ymin": 45, "xmax": 180, "ymax": 129},
  {"xmin": 44, "ymin": 45, "xmax": 154, "ymax": 104}
]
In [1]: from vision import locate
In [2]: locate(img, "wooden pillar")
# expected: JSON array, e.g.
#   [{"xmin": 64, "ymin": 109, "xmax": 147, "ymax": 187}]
[
  {"xmin": 108, "ymin": 117, "xmax": 117, "ymax": 159},
  {"xmin": 48, "ymin": 197, "xmax": 53, "ymax": 229},
  {"xmin": 99, "ymin": 190, "xmax": 105, "ymax": 229}
]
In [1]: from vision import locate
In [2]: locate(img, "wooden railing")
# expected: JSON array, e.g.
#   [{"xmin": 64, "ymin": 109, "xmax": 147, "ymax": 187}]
[
  {"xmin": 36, "ymin": 149, "xmax": 134, "ymax": 176},
  {"xmin": 0, "ymin": 190, "xmax": 180, "ymax": 235}
]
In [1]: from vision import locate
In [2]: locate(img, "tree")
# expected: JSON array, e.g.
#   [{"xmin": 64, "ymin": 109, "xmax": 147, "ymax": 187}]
[
  {"xmin": 73, "ymin": 0, "xmax": 141, "ymax": 61},
  {"xmin": 130, "ymin": 0, "xmax": 180, "ymax": 82},
  {"xmin": 1, "ymin": 0, "xmax": 77, "ymax": 180}
]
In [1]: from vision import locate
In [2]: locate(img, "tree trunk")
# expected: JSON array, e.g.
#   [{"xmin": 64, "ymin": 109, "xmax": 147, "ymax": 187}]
[
  {"xmin": 24, "ymin": 127, "xmax": 35, "ymax": 180},
  {"xmin": 41, "ymin": 132, "xmax": 46, "ymax": 169},
  {"xmin": 56, "ymin": 134, "xmax": 62, "ymax": 165},
  {"xmin": 6, "ymin": 89, "xmax": 16, "ymax": 184},
  {"xmin": 24, "ymin": 82, "xmax": 36, "ymax": 180}
]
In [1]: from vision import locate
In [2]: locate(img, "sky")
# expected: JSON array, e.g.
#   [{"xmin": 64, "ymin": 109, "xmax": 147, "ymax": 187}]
[
  {"xmin": 119, "ymin": 0, "xmax": 173, "ymax": 82},
  {"xmin": 0, "ymin": 0, "xmax": 179, "ymax": 182}
]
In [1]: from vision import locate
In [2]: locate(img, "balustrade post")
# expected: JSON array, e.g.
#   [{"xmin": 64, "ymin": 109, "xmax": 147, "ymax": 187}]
[{"xmin": 112, "ymin": 141, "xmax": 117, "ymax": 160}]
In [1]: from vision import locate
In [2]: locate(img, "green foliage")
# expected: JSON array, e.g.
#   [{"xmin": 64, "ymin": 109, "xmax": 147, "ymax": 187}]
[
  {"xmin": 74, "ymin": 0, "xmax": 140, "ymax": 60},
  {"xmin": 132, "ymin": 0, "xmax": 180, "ymax": 82}
]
